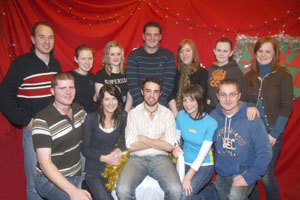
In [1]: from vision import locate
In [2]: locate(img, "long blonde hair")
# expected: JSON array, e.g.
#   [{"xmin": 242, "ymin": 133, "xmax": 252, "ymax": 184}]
[{"xmin": 102, "ymin": 41, "xmax": 125, "ymax": 76}]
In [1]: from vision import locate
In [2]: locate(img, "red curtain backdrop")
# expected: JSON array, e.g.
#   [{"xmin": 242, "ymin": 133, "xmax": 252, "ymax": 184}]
[{"xmin": 0, "ymin": 0, "xmax": 299, "ymax": 199}]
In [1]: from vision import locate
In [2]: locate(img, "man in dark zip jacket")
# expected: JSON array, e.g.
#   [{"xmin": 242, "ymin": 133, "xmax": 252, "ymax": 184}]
[{"xmin": 0, "ymin": 21, "xmax": 61, "ymax": 200}]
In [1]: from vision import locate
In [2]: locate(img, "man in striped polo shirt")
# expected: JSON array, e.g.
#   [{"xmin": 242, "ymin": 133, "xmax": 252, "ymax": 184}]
[
  {"xmin": 0, "ymin": 21, "xmax": 61, "ymax": 200},
  {"xmin": 126, "ymin": 21, "xmax": 176, "ymax": 107},
  {"xmin": 32, "ymin": 72, "xmax": 91, "ymax": 200}
]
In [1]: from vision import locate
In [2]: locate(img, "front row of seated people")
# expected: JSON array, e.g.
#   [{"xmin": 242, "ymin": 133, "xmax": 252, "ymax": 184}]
[{"xmin": 32, "ymin": 73, "xmax": 272, "ymax": 200}]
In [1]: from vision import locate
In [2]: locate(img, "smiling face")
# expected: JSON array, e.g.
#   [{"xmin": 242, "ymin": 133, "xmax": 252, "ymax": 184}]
[
  {"xmin": 256, "ymin": 42, "xmax": 274, "ymax": 65},
  {"xmin": 31, "ymin": 24, "xmax": 54, "ymax": 60},
  {"xmin": 217, "ymin": 83, "xmax": 241, "ymax": 115},
  {"xmin": 102, "ymin": 91, "xmax": 118, "ymax": 115},
  {"xmin": 108, "ymin": 47, "xmax": 122, "ymax": 68},
  {"xmin": 183, "ymin": 96, "xmax": 198, "ymax": 118},
  {"xmin": 51, "ymin": 79, "xmax": 75, "ymax": 108},
  {"xmin": 214, "ymin": 42, "xmax": 233, "ymax": 66},
  {"xmin": 74, "ymin": 49, "xmax": 94, "ymax": 75},
  {"xmin": 143, "ymin": 27, "xmax": 162, "ymax": 54},
  {"xmin": 141, "ymin": 82, "xmax": 162, "ymax": 107},
  {"xmin": 179, "ymin": 44, "xmax": 193, "ymax": 65}
]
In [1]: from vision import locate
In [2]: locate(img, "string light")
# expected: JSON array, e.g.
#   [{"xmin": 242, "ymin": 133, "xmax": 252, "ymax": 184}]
[
  {"xmin": 148, "ymin": 0, "xmax": 299, "ymax": 35},
  {"xmin": 50, "ymin": 0, "xmax": 142, "ymax": 25},
  {"xmin": 50, "ymin": 0, "xmax": 299, "ymax": 34}
]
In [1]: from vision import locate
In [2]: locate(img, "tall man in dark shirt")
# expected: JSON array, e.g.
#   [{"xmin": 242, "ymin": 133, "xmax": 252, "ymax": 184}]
[
  {"xmin": 126, "ymin": 21, "xmax": 176, "ymax": 107},
  {"xmin": 0, "ymin": 21, "xmax": 61, "ymax": 200}
]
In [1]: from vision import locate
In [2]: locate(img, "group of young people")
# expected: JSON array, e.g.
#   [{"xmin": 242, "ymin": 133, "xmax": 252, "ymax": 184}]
[{"xmin": 0, "ymin": 20, "xmax": 293, "ymax": 200}]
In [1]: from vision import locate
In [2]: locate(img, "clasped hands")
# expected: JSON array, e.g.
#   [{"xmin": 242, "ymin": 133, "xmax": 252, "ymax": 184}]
[{"xmin": 107, "ymin": 148, "xmax": 122, "ymax": 166}]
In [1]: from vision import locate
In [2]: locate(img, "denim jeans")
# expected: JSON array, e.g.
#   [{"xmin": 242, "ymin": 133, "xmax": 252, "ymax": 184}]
[
  {"xmin": 215, "ymin": 174, "xmax": 255, "ymax": 200},
  {"xmin": 35, "ymin": 174, "xmax": 80, "ymax": 200},
  {"xmin": 116, "ymin": 155, "xmax": 182, "ymax": 200},
  {"xmin": 182, "ymin": 164, "xmax": 214, "ymax": 200},
  {"xmin": 249, "ymin": 133, "xmax": 283, "ymax": 200},
  {"xmin": 85, "ymin": 173, "xmax": 113, "ymax": 200},
  {"xmin": 78, "ymin": 152, "xmax": 86, "ymax": 188},
  {"xmin": 23, "ymin": 128, "xmax": 43, "ymax": 200}
]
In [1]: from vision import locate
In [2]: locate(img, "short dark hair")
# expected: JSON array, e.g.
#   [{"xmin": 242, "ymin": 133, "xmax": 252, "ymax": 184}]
[
  {"xmin": 96, "ymin": 84, "xmax": 123, "ymax": 128},
  {"xmin": 217, "ymin": 78, "xmax": 240, "ymax": 93},
  {"xmin": 32, "ymin": 21, "xmax": 54, "ymax": 37},
  {"xmin": 215, "ymin": 37, "xmax": 233, "ymax": 61},
  {"xmin": 182, "ymin": 85, "xmax": 206, "ymax": 120},
  {"xmin": 51, "ymin": 72, "xmax": 74, "ymax": 88},
  {"xmin": 215, "ymin": 38, "xmax": 233, "ymax": 50},
  {"xmin": 142, "ymin": 76, "xmax": 162, "ymax": 91},
  {"xmin": 143, "ymin": 21, "xmax": 162, "ymax": 34}
]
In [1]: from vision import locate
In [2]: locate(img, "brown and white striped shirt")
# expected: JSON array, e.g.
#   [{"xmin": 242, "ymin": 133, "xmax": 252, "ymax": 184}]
[{"xmin": 32, "ymin": 103, "xmax": 86, "ymax": 177}]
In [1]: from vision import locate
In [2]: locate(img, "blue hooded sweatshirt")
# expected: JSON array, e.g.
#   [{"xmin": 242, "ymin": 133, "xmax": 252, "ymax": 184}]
[{"xmin": 210, "ymin": 102, "xmax": 272, "ymax": 185}]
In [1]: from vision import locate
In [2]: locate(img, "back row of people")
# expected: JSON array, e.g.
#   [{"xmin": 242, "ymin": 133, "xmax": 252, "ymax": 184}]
[{"xmin": 0, "ymin": 20, "xmax": 293, "ymax": 200}]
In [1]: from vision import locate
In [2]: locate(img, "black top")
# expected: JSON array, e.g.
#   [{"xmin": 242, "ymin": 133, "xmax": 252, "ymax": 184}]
[
  {"xmin": 81, "ymin": 111, "xmax": 127, "ymax": 174},
  {"xmin": 168, "ymin": 67, "xmax": 208, "ymax": 101},
  {"xmin": 69, "ymin": 70, "xmax": 95, "ymax": 113},
  {"xmin": 95, "ymin": 68, "xmax": 128, "ymax": 102}
]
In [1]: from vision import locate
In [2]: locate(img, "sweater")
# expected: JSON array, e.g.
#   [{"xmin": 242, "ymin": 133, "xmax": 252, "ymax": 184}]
[
  {"xmin": 0, "ymin": 47, "xmax": 61, "ymax": 126},
  {"xmin": 207, "ymin": 60, "xmax": 243, "ymax": 108},
  {"xmin": 210, "ymin": 103, "xmax": 272, "ymax": 185},
  {"xmin": 168, "ymin": 67, "xmax": 208, "ymax": 102},
  {"xmin": 126, "ymin": 46, "xmax": 176, "ymax": 107},
  {"xmin": 242, "ymin": 69, "xmax": 293, "ymax": 138}
]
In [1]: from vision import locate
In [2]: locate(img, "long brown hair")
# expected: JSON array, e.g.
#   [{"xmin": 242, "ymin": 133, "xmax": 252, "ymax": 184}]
[
  {"xmin": 249, "ymin": 36, "xmax": 288, "ymax": 86},
  {"xmin": 96, "ymin": 84, "xmax": 124, "ymax": 128},
  {"xmin": 177, "ymin": 39, "xmax": 201, "ymax": 72}
]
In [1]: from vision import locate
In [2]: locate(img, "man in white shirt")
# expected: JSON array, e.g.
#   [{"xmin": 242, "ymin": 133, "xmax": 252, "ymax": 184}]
[{"xmin": 116, "ymin": 76, "xmax": 182, "ymax": 200}]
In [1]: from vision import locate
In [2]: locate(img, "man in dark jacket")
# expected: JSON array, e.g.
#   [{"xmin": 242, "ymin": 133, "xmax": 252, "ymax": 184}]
[{"xmin": 0, "ymin": 21, "xmax": 61, "ymax": 200}]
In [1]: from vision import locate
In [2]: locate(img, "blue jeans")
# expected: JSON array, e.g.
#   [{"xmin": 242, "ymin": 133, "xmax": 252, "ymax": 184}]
[
  {"xmin": 35, "ymin": 174, "xmax": 80, "ymax": 200},
  {"xmin": 78, "ymin": 152, "xmax": 86, "ymax": 188},
  {"xmin": 215, "ymin": 174, "xmax": 255, "ymax": 200},
  {"xmin": 23, "ymin": 128, "xmax": 43, "ymax": 200},
  {"xmin": 116, "ymin": 155, "xmax": 182, "ymax": 200},
  {"xmin": 249, "ymin": 133, "xmax": 283, "ymax": 200},
  {"xmin": 182, "ymin": 165, "xmax": 214, "ymax": 200}
]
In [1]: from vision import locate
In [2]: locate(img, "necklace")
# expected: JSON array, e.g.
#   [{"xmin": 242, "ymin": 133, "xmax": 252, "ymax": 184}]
[{"xmin": 144, "ymin": 104, "xmax": 159, "ymax": 115}]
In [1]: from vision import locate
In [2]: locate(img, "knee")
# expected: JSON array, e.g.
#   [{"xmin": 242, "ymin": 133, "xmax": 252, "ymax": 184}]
[
  {"xmin": 116, "ymin": 182, "xmax": 132, "ymax": 199},
  {"xmin": 164, "ymin": 182, "xmax": 182, "ymax": 199}
]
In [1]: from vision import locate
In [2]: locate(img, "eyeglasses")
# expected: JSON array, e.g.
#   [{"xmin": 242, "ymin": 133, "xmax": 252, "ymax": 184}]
[{"xmin": 218, "ymin": 92, "xmax": 238, "ymax": 98}]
